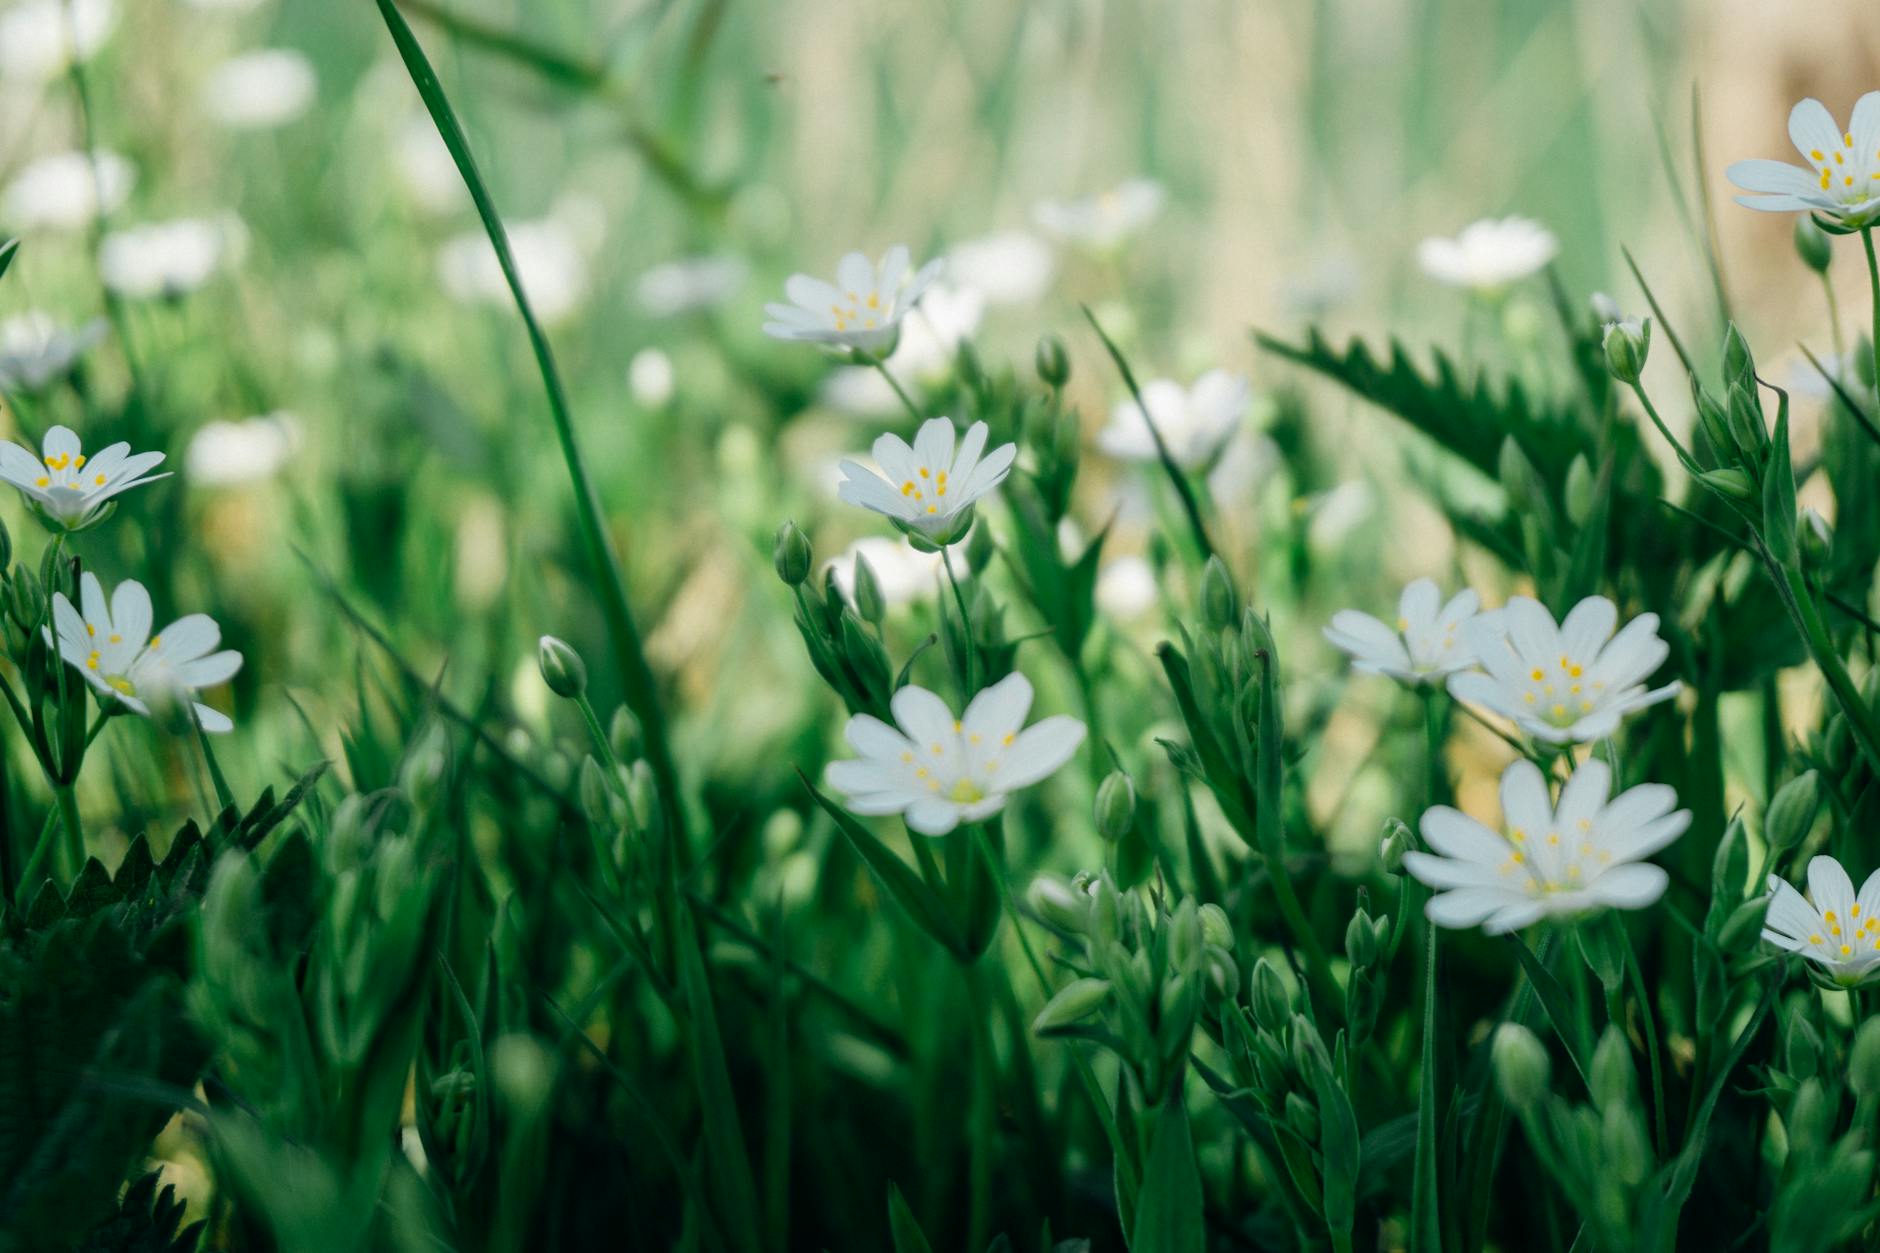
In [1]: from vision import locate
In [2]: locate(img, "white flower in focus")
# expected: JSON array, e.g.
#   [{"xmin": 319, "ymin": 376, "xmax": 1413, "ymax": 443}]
[
  {"xmin": 1449, "ymin": 595, "xmax": 1680, "ymax": 744},
  {"xmin": 1417, "ymin": 217, "xmax": 1558, "ymax": 292},
  {"xmin": 836, "ymin": 416, "xmax": 1016, "ymax": 544},
  {"xmin": 762, "ymin": 246, "xmax": 942, "ymax": 355},
  {"xmin": 1762, "ymin": 856, "xmax": 1880, "ymax": 985},
  {"xmin": 1095, "ymin": 556, "xmax": 1158, "ymax": 621},
  {"xmin": 3, "ymin": 150, "xmax": 133, "ymax": 230},
  {"xmin": 49, "ymin": 572, "xmax": 241, "ymax": 732},
  {"xmin": 100, "ymin": 216, "xmax": 245, "ymax": 298},
  {"xmin": 0, "ymin": 0, "xmax": 114, "ymax": 82},
  {"xmin": 628, "ymin": 349, "xmax": 674, "ymax": 408},
  {"xmin": 438, "ymin": 218, "xmax": 587, "ymax": 324},
  {"xmin": 1098, "ymin": 369, "xmax": 1249, "ymax": 469},
  {"xmin": 1324, "ymin": 579, "xmax": 1486, "ymax": 686},
  {"xmin": 1728, "ymin": 95, "xmax": 1880, "ymax": 229},
  {"xmin": 819, "ymin": 283, "xmax": 985, "ymax": 413},
  {"xmin": 826, "ymin": 673, "xmax": 1086, "ymax": 835},
  {"xmin": 184, "ymin": 412, "xmax": 300, "ymax": 487},
  {"xmin": 1406, "ymin": 758, "xmax": 1688, "ymax": 933},
  {"xmin": 201, "ymin": 49, "xmax": 317, "ymax": 130},
  {"xmin": 635, "ymin": 255, "xmax": 747, "ymax": 317},
  {"xmin": 0, "ymin": 423, "xmax": 167, "ymax": 530},
  {"xmin": 827, "ymin": 536, "xmax": 961, "ymax": 609},
  {"xmin": 945, "ymin": 231, "xmax": 1055, "ymax": 305},
  {"xmin": 0, "ymin": 312, "xmax": 106, "ymax": 391},
  {"xmin": 1033, "ymin": 179, "xmax": 1163, "ymax": 250}
]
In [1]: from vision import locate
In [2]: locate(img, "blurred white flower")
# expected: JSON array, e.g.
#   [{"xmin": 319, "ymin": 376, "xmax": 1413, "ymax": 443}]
[
  {"xmin": 819, "ymin": 283, "xmax": 985, "ymax": 414},
  {"xmin": 827, "ymin": 536, "xmax": 960, "ymax": 609},
  {"xmin": 1449, "ymin": 595, "xmax": 1680, "ymax": 744},
  {"xmin": 1406, "ymin": 758, "xmax": 1687, "ymax": 933},
  {"xmin": 0, "ymin": 312, "xmax": 106, "ymax": 391},
  {"xmin": 826, "ymin": 673, "xmax": 1085, "ymax": 835},
  {"xmin": 1324, "ymin": 579, "xmax": 1487, "ymax": 687},
  {"xmin": 1729, "ymin": 95, "xmax": 1880, "ymax": 229},
  {"xmin": 3, "ymin": 150, "xmax": 133, "ymax": 230},
  {"xmin": 0, "ymin": 0, "xmax": 114, "ymax": 82},
  {"xmin": 185, "ymin": 412, "xmax": 300, "ymax": 487},
  {"xmin": 1206, "ymin": 430, "xmax": 1280, "ymax": 503},
  {"xmin": 201, "ymin": 49, "xmax": 317, "ymax": 130},
  {"xmin": 1279, "ymin": 253, "xmax": 1360, "ymax": 320},
  {"xmin": 763, "ymin": 245, "xmax": 942, "ymax": 355},
  {"xmin": 1417, "ymin": 217, "xmax": 1557, "ymax": 292},
  {"xmin": 392, "ymin": 115, "xmax": 464, "ymax": 213},
  {"xmin": 945, "ymin": 231, "xmax": 1055, "ymax": 305},
  {"xmin": 1789, "ymin": 351, "xmax": 1857, "ymax": 399},
  {"xmin": 628, "ymin": 348, "xmax": 674, "ymax": 408},
  {"xmin": 50, "ymin": 572, "xmax": 241, "ymax": 732},
  {"xmin": 180, "ymin": 0, "xmax": 266, "ymax": 11},
  {"xmin": 439, "ymin": 218, "xmax": 587, "ymax": 324},
  {"xmin": 1305, "ymin": 481, "xmax": 1374, "ymax": 550},
  {"xmin": 635, "ymin": 255, "xmax": 747, "ymax": 318},
  {"xmin": 1763, "ymin": 856, "xmax": 1880, "ymax": 985},
  {"xmin": 836, "ymin": 416, "xmax": 1015, "ymax": 543},
  {"xmin": 0, "ymin": 423, "xmax": 167, "ymax": 531},
  {"xmin": 1098, "ymin": 369, "xmax": 1249, "ymax": 468},
  {"xmin": 1033, "ymin": 179, "xmax": 1163, "ymax": 250},
  {"xmin": 1589, "ymin": 291, "xmax": 1624, "ymax": 324},
  {"xmin": 1095, "ymin": 556, "xmax": 1158, "ymax": 621},
  {"xmin": 100, "ymin": 216, "xmax": 245, "ymax": 298}
]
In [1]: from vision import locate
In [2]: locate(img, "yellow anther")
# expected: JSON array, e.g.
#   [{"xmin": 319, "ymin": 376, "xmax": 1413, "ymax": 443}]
[
  {"xmin": 1511, "ymin": 828, "xmax": 1527, "ymax": 843},
  {"xmin": 1836, "ymin": 151, "xmax": 1846, "ymax": 165},
  {"xmin": 867, "ymin": 293, "xmax": 880, "ymax": 309},
  {"xmin": 1568, "ymin": 664, "xmax": 1582, "ymax": 677},
  {"xmin": 953, "ymin": 721, "xmax": 961, "ymax": 733},
  {"xmin": 968, "ymin": 733, "xmax": 980, "ymax": 744},
  {"xmin": 74, "ymin": 455, "xmax": 84, "ymax": 468},
  {"xmin": 1530, "ymin": 668, "xmax": 1544, "ymax": 681},
  {"xmin": 34, "ymin": 477, "xmax": 46, "ymax": 488},
  {"xmin": 1551, "ymin": 703, "xmax": 1567, "ymax": 718},
  {"xmin": 1523, "ymin": 693, "xmax": 1536, "ymax": 704},
  {"xmin": 1576, "ymin": 818, "xmax": 1591, "ymax": 831},
  {"xmin": 931, "ymin": 743, "xmax": 944, "ymax": 755},
  {"xmin": 1846, "ymin": 132, "xmax": 1855, "ymax": 146},
  {"xmin": 1511, "ymin": 851, "xmax": 1526, "ymax": 864},
  {"xmin": 1812, "ymin": 934, "xmax": 1825, "ymax": 945},
  {"xmin": 1843, "ymin": 945, "xmax": 1854, "ymax": 956},
  {"xmin": 1002, "ymin": 733, "xmax": 1014, "ymax": 746},
  {"xmin": 916, "ymin": 767, "xmax": 929, "ymax": 779},
  {"xmin": 150, "ymin": 635, "xmax": 160, "ymax": 648},
  {"xmin": 1827, "ymin": 911, "xmax": 1838, "ymax": 922},
  {"xmin": 1546, "ymin": 832, "xmax": 1560, "ymax": 846},
  {"xmin": 1813, "ymin": 149, "xmax": 1826, "ymax": 160},
  {"xmin": 94, "ymin": 474, "xmax": 105, "ymax": 486},
  {"xmin": 918, "ymin": 467, "xmax": 930, "ymax": 478},
  {"xmin": 902, "ymin": 481, "xmax": 916, "ymax": 495},
  {"xmin": 901, "ymin": 751, "xmax": 914, "ymax": 762},
  {"xmin": 108, "ymin": 633, "xmax": 119, "ymax": 644},
  {"xmin": 926, "ymin": 504, "xmax": 937, "ymax": 513},
  {"xmin": 85, "ymin": 623, "xmax": 94, "ymax": 637}
]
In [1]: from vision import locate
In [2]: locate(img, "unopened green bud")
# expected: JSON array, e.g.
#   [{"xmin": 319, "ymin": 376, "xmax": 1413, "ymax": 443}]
[
  {"xmin": 1094, "ymin": 771, "xmax": 1136, "ymax": 842},
  {"xmin": 580, "ymin": 755, "xmax": 614, "ymax": 827},
  {"xmin": 610, "ymin": 705, "xmax": 641, "ymax": 761},
  {"xmin": 1696, "ymin": 468, "xmax": 1755, "ymax": 502},
  {"xmin": 1723, "ymin": 323, "xmax": 1754, "ymax": 389},
  {"xmin": 966, "ymin": 522, "xmax": 995, "ymax": 575},
  {"xmin": 1601, "ymin": 317, "xmax": 1651, "ymax": 384},
  {"xmin": 1033, "ymin": 977, "xmax": 1111, "ymax": 1032},
  {"xmin": 1590, "ymin": 1025, "xmax": 1635, "ymax": 1112},
  {"xmin": 1284, "ymin": 1092, "xmax": 1320, "ymax": 1144},
  {"xmin": 1716, "ymin": 897, "xmax": 1769, "ymax": 953},
  {"xmin": 1027, "ymin": 875, "xmax": 1089, "ymax": 932},
  {"xmin": 1200, "ymin": 556, "xmax": 1238, "ymax": 632},
  {"xmin": 1787, "ymin": 1077, "xmax": 1834, "ymax": 1154},
  {"xmin": 1492, "ymin": 1023, "xmax": 1551, "ymax": 1111},
  {"xmin": 1035, "ymin": 334, "xmax": 1070, "ymax": 388},
  {"xmin": 1380, "ymin": 819, "xmax": 1413, "ymax": 875},
  {"xmin": 1600, "ymin": 1104, "xmax": 1653, "ymax": 1187},
  {"xmin": 1198, "ymin": 903, "xmax": 1233, "ymax": 952},
  {"xmin": 773, "ymin": 520, "xmax": 813, "ymax": 586},
  {"xmin": 1795, "ymin": 216, "xmax": 1834, "ymax": 274},
  {"xmin": 1168, "ymin": 898, "xmax": 1202, "ymax": 969},
  {"xmin": 399, "ymin": 722, "xmax": 450, "ymax": 814},
  {"xmin": 1726, "ymin": 381, "xmax": 1766, "ymax": 458},
  {"xmin": 1766, "ymin": 771, "xmax": 1822, "ymax": 854},
  {"xmin": 1564, "ymin": 455, "xmax": 1595, "ymax": 527},
  {"xmin": 537, "ymin": 635, "xmax": 587, "ymax": 699},
  {"xmin": 1785, "ymin": 1012, "xmax": 1822, "ymax": 1081},
  {"xmin": 1800, "ymin": 508, "xmax": 1834, "ymax": 572},
  {"xmin": 851, "ymin": 551, "xmax": 885, "ymax": 626},
  {"xmin": 490, "ymin": 1033, "xmax": 557, "ymax": 1116},
  {"xmin": 1694, "ymin": 384, "xmax": 1733, "ymax": 457},
  {"xmin": 1345, "ymin": 907, "xmax": 1379, "ymax": 970},
  {"xmin": 1251, "ymin": 959, "xmax": 1292, "ymax": 1033},
  {"xmin": 1204, "ymin": 947, "xmax": 1239, "ymax": 1001},
  {"xmin": 1848, "ymin": 1016, "xmax": 1880, "ymax": 1101}
]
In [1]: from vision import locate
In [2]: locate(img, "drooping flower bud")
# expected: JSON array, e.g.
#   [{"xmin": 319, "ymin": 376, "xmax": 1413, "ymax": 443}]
[
  {"xmin": 1602, "ymin": 317, "xmax": 1651, "ymax": 384},
  {"xmin": 1035, "ymin": 333, "xmax": 1070, "ymax": 388}
]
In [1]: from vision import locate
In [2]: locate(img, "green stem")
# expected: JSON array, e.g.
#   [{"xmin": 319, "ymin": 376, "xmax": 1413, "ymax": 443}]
[
  {"xmin": 53, "ymin": 782, "xmax": 82, "ymax": 878},
  {"xmin": 194, "ymin": 714, "xmax": 235, "ymax": 814},
  {"xmin": 1824, "ymin": 272, "xmax": 1847, "ymax": 364},
  {"xmin": 1778, "ymin": 559, "xmax": 1880, "ymax": 778},
  {"xmin": 1622, "ymin": 929, "xmax": 1668, "ymax": 1156},
  {"xmin": 1628, "ymin": 380, "xmax": 1701, "ymax": 476},
  {"xmin": 1861, "ymin": 227, "xmax": 1880, "ymax": 404},
  {"xmin": 870, "ymin": 356, "xmax": 923, "ymax": 424},
  {"xmin": 941, "ymin": 544, "xmax": 977, "ymax": 696},
  {"xmin": 14, "ymin": 808, "xmax": 61, "ymax": 907},
  {"xmin": 963, "ymin": 961, "xmax": 996, "ymax": 1253}
]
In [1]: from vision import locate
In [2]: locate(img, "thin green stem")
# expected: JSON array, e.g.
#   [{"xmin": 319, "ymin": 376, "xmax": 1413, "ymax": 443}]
[
  {"xmin": 1862, "ymin": 227, "xmax": 1880, "ymax": 406},
  {"xmin": 1622, "ymin": 929, "xmax": 1668, "ymax": 1156},
  {"xmin": 53, "ymin": 782, "xmax": 82, "ymax": 878},
  {"xmin": 14, "ymin": 808, "xmax": 61, "ymax": 907},
  {"xmin": 1628, "ymin": 380, "xmax": 1702, "ymax": 476},
  {"xmin": 869, "ymin": 356, "xmax": 923, "ymax": 424},
  {"xmin": 941, "ymin": 543, "xmax": 977, "ymax": 696},
  {"xmin": 1823, "ymin": 272, "xmax": 1847, "ymax": 364},
  {"xmin": 194, "ymin": 714, "xmax": 235, "ymax": 814}
]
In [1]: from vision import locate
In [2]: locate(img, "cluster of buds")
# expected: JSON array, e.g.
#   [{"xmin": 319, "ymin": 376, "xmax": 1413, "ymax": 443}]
[
  {"xmin": 536, "ymin": 636, "xmax": 663, "ymax": 885},
  {"xmin": 772, "ymin": 524, "xmax": 896, "ymax": 721},
  {"xmin": 1, "ymin": 527, "xmax": 102, "ymax": 792},
  {"xmin": 1341, "ymin": 892, "xmax": 1393, "ymax": 1049}
]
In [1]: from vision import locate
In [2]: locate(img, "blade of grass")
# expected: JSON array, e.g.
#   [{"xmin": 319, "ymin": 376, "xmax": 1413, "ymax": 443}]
[{"xmin": 676, "ymin": 908, "xmax": 766, "ymax": 1253}]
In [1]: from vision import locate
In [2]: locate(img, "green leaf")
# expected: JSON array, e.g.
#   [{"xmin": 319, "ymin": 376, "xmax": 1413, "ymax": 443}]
[
  {"xmin": 73, "ymin": 1169, "xmax": 204, "ymax": 1253},
  {"xmin": 800, "ymin": 771, "xmax": 966, "ymax": 958},
  {"xmin": 1130, "ymin": 1090, "xmax": 1205, "ymax": 1253},
  {"xmin": 676, "ymin": 911, "xmax": 765, "ymax": 1253},
  {"xmin": 1409, "ymin": 925, "xmax": 1441, "ymax": 1253},
  {"xmin": 1507, "ymin": 935, "xmax": 1592, "ymax": 1088},
  {"xmin": 1308, "ymin": 1042, "xmax": 1361, "ymax": 1246},
  {"xmin": 1762, "ymin": 386, "xmax": 1797, "ymax": 566},
  {"xmin": 887, "ymin": 1182, "xmax": 937, "ymax": 1253},
  {"xmin": 0, "ymin": 238, "xmax": 17, "ymax": 284}
]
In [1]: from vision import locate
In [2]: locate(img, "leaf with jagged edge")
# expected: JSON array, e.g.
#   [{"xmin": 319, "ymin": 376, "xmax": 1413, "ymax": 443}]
[{"xmin": 72, "ymin": 1169, "xmax": 205, "ymax": 1253}]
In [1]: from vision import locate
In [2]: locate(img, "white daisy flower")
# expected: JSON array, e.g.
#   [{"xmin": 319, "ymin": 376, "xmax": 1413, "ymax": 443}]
[
  {"xmin": 99, "ymin": 216, "xmax": 246, "ymax": 299},
  {"xmin": 1323, "ymin": 579, "xmax": 1487, "ymax": 686},
  {"xmin": 1405, "ymin": 758, "xmax": 1688, "ymax": 934},
  {"xmin": 826, "ymin": 536, "xmax": 962, "ymax": 610},
  {"xmin": 201, "ymin": 49, "xmax": 317, "ymax": 130},
  {"xmin": 836, "ymin": 416, "xmax": 1016, "ymax": 545},
  {"xmin": 1728, "ymin": 95, "xmax": 1880, "ymax": 229},
  {"xmin": 184, "ymin": 412, "xmax": 300, "ymax": 487},
  {"xmin": 762, "ymin": 245, "xmax": 942, "ymax": 356},
  {"xmin": 1033, "ymin": 179, "xmax": 1164, "ymax": 251},
  {"xmin": 0, "ymin": 0, "xmax": 114, "ymax": 83},
  {"xmin": 3, "ymin": 150, "xmax": 133, "ymax": 230},
  {"xmin": 438, "ymin": 217, "xmax": 587, "ymax": 325},
  {"xmin": 0, "ymin": 424, "xmax": 167, "ymax": 531},
  {"xmin": 1449, "ymin": 595, "xmax": 1680, "ymax": 744},
  {"xmin": 1762, "ymin": 856, "xmax": 1880, "ymax": 986},
  {"xmin": 945, "ymin": 231, "xmax": 1055, "ymax": 306},
  {"xmin": 635, "ymin": 255, "xmax": 748, "ymax": 318},
  {"xmin": 1098, "ymin": 369, "xmax": 1250, "ymax": 469},
  {"xmin": 49, "ymin": 572, "xmax": 241, "ymax": 732},
  {"xmin": 1416, "ymin": 216, "xmax": 1558, "ymax": 292},
  {"xmin": 826, "ymin": 672, "xmax": 1086, "ymax": 835},
  {"xmin": 0, "ymin": 312, "xmax": 107, "ymax": 392}
]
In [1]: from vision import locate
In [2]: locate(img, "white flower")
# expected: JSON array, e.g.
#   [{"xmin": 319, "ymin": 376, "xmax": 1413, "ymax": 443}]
[
  {"xmin": 3, "ymin": 150, "xmax": 133, "ymax": 230},
  {"xmin": 826, "ymin": 672, "xmax": 1086, "ymax": 835},
  {"xmin": 1405, "ymin": 758, "xmax": 1688, "ymax": 933},
  {"xmin": 1762, "ymin": 856, "xmax": 1880, "ymax": 985},
  {"xmin": 0, "ymin": 423, "xmax": 166, "ymax": 530},
  {"xmin": 827, "ymin": 536, "xmax": 962, "ymax": 609},
  {"xmin": 1323, "ymin": 579, "xmax": 1486, "ymax": 686},
  {"xmin": 628, "ymin": 348, "xmax": 674, "ymax": 408},
  {"xmin": 1728, "ymin": 95, "xmax": 1880, "ymax": 229},
  {"xmin": 0, "ymin": 312, "xmax": 106, "ymax": 391},
  {"xmin": 635, "ymin": 255, "xmax": 748, "ymax": 317},
  {"xmin": 392, "ymin": 115, "xmax": 464, "ymax": 214},
  {"xmin": 1449, "ymin": 595, "xmax": 1680, "ymax": 744},
  {"xmin": 1279, "ymin": 253, "xmax": 1361, "ymax": 319},
  {"xmin": 762, "ymin": 245, "xmax": 942, "ymax": 355},
  {"xmin": 201, "ymin": 49, "xmax": 317, "ymax": 130},
  {"xmin": 1098, "ymin": 369, "xmax": 1249, "ymax": 468},
  {"xmin": 1589, "ymin": 291, "xmax": 1624, "ymax": 324},
  {"xmin": 1033, "ymin": 179, "xmax": 1164, "ymax": 250},
  {"xmin": 99, "ymin": 216, "xmax": 245, "ymax": 298},
  {"xmin": 1096, "ymin": 555, "xmax": 1159, "ymax": 621},
  {"xmin": 945, "ymin": 231, "xmax": 1055, "ymax": 305},
  {"xmin": 1417, "ymin": 216, "xmax": 1558, "ymax": 292},
  {"xmin": 836, "ymin": 416, "xmax": 1016, "ymax": 543},
  {"xmin": 0, "ymin": 0, "xmax": 114, "ymax": 82},
  {"xmin": 438, "ymin": 218, "xmax": 587, "ymax": 324},
  {"xmin": 819, "ymin": 283, "xmax": 985, "ymax": 413},
  {"xmin": 184, "ymin": 412, "xmax": 300, "ymax": 486},
  {"xmin": 49, "ymin": 572, "xmax": 241, "ymax": 732}
]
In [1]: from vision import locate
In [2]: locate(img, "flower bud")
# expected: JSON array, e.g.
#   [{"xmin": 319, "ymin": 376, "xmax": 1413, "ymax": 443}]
[
  {"xmin": 1786, "ymin": 1077, "xmax": 1834, "ymax": 1155},
  {"xmin": 610, "ymin": 705, "xmax": 641, "ymax": 762},
  {"xmin": 1725, "ymin": 381, "xmax": 1767, "ymax": 459},
  {"xmin": 773, "ymin": 520, "xmax": 813, "ymax": 586},
  {"xmin": 1800, "ymin": 508, "xmax": 1834, "ymax": 572},
  {"xmin": 1344, "ymin": 907, "xmax": 1379, "ymax": 970},
  {"xmin": 851, "ymin": 551, "xmax": 885, "ymax": 626},
  {"xmin": 1198, "ymin": 903, "xmax": 1233, "ymax": 952},
  {"xmin": 537, "ymin": 635, "xmax": 587, "ymax": 699},
  {"xmin": 1784, "ymin": 1012, "xmax": 1821, "ymax": 1082},
  {"xmin": 1027, "ymin": 875, "xmax": 1090, "ymax": 932},
  {"xmin": 1723, "ymin": 323, "xmax": 1755, "ymax": 390},
  {"xmin": 580, "ymin": 755, "xmax": 615, "ymax": 828},
  {"xmin": 1564, "ymin": 454, "xmax": 1595, "ymax": 527},
  {"xmin": 966, "ymin": 521, "xmax": 995, "ymax": 575},
  {"xmin": 1168, "ymin": 898, "xmax": 1202, "ymax": 970},
  {"xmin": 1380, "ymin": 819, "xmax": 1413, "ymax": 875},
  {"xmin": 1765, "ymin": 771, "xmax": 1822, "ymax": 855},
  {"xmin": 1589, "ymin": 1025, "xmax": 1635, "ymax": 1112},
  {"xmin": 1602, "ymin": 317, "xmax": 1651, "ymax": 384},
  {"xmin": 1492, "ymin": 1023, "xmax": 1551, "ymax": 1112},
  {"xmin": 1283, "ymin": 1092, "xmax": 1320, "ymax": 1144},
  {"xmin": 1795, "ymin": 215, "xmax": 1834, "ymax": 274},
  {"xmin": 1694, "ymin": 384, "xmax": 1733, "ymax": 457},
  {"xmin": 490, "ymin": 1033, "xmax": 557, "ymax": 1117},
  {"xmin": 1848, "ymin": 1015, "xmax": 1880, "ymax": 1102},
  {"xmin": 1199, "ymin": 556, "xmax": 1238, "ymax": 632},
  {"xmin": 1094, "ymin": 771, "xmax": 1136, "ymax": 842},
  {"xmin": 1035, "ymin": 333, "xmax": 1070, "ymax": 388},
  {"xmin": 1696, "ymin": 468, "xmax": 1755, "ymax": 502},
  {"xmin": 1251, "ymin": 959, "xmax": 1292, "ymax": 1033},
  {"xmin": 1033, "ymin": 977, "xmax": 1112, "ymax": 1032}
]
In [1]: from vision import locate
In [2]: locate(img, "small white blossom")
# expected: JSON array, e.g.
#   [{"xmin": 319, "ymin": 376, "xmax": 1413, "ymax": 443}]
[
  {"xmin": 1406, "ymin": 758, "xmax": 1688, "ymax": 933},
  {"xmin": 184, "ymin": 412, "xmax": 300, "ymax": 487},
  {"xmin": 635, "ymin": 255, "xmax": 747, "ymax": 318},
  {"xmin": 1324, "ymin": 579, "xmax": 1487, "ymax": 686},
  {"xmin": 1098, "ymin": 369, "xmax": 1249, "ymax": 469},
  {"xmin": 1762, "ymin": 856, "xmax": 1880, "ymax": 985},
  {"xmin": 836, "ymin": 416, "xmax": 1015, "ymax": 543},
  {"xmin": 827, "ymin": 536, "xmax": 963, "ymax": 609},
  {"xmin": 819, "ymin": 283, "xmax": 985, "ymax": 413},
  {"xmin": 438, "ymin": 217, "xmax": 587, "ymax": 325},
  {"xmin": 0, "ymin": 0, "xmax": 114, "ymax": 82},
  {"xmin": 201, "ymin": 49, "xmax": 317, "ymax": 130},
  {"xmin": 1728, "ymin": 95, "xmax": 1880, "ymax": 229},
  {"xmin": 0, "ymin": 312, "xmax": 106, "ymax": 391},
  {"xmin": 100, "ymin": 216, "xmax": 245, "ymax": 299},
  {"xmin": 762, "ymin": 245, "xmax": 941, "ymax": 355},
  {"xmin": 628, "ymin": 349, "xmax": 674, "ymax": 408},
  {"xmin": 1095, "ymin": 555, "xmax": 1159, "ymax": 621},
  {"xmin": 826, "ymin": 673, "xmax": 1086, "ymax": 835},
  {"xmin": 3, "ymin": 150, "xmax": 133, "ymax": 230},
  {"xmin": 49, "ymin": 572, "xmax": 241, "ymax": 732},
  {"xmin": 1033, "ymin": 179, "xmax": 1163, "ymax": 250},
  {"xmin": 0, "ymin": 424, "xmax": 167, "ymax": 530},
  {"xmin": 1417, "ymin": 216, "xmax": 1558, "ymax": 292},
  {"xmin": 1449, "ymin": 595, "xmax": 1680, "ymax": 744},
  {"xmin": 945, "ymin": 231, "xmax": 1055, "ymax": 305}
]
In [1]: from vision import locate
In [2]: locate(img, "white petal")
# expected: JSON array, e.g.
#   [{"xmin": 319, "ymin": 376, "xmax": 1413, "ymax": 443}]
[{"xmin": 997, "ymin": 715, "xmax": 1086, "ymax": 789}]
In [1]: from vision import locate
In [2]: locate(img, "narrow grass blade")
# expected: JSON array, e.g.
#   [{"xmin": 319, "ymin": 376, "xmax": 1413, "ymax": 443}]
[
  {"xmin": 1507, "ymin": 934, "xmax": 1591, "ymax": 1088},
  {"xmin": 676, "ymin": 910, "xmax": 766, "ymax": 1253}
]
